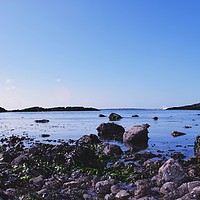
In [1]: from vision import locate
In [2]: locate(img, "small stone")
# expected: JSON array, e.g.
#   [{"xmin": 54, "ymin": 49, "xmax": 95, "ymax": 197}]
[{"xmin": 115, "ymin": 190, "xmax": 130, "ymax": 199}]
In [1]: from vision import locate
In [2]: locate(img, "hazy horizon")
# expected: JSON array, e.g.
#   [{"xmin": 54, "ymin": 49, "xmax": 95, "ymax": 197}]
[{"xmin": 1, "ymin": 1, "xmax": 200, "ymax": 110}]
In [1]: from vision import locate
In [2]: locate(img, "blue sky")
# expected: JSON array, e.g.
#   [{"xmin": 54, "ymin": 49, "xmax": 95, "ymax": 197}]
[{"xmin": 0, "ymin": 0, "xmax": 200, "ymax": 109}]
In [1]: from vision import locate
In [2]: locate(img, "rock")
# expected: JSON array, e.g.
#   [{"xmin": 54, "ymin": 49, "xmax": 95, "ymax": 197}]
[
  {"xmin": 83, "ymin": 193, "xmax": 93, "ymax": 200},
  {"xmin": 35, "ymin": 119, "xmax": 49, "ymax": 123},
  {"xmin": 97, "ymin": 123, "xmax": 125, "ymax": 141},
  {"xmin": 11, "ymin": 153, "xmax": 29, "ymax": 165},
  {"xmin": 115, "ymin": 189, "xmax": 130, "ymax": 199},
  {"xmin": 171, "ymin": 131, "xmax": 186, "ymax": 137},
  {"xmin": 163, "ymin": 181, "xmax": 200, "ymax": 199},
  {"xmin": 105, "ymin": 193, "xmax": 115, "ymax": 200},
  {"xmin": 41, "ymin": 134, "xmax": 50, "ymax": 137},
  {"xmin": 191, "ymin": 186, "xmax": 200, "ymax": 199},
  {"xmin": 29, "ymin": 175, "xmax": 44, "ymax": 189},
  {"xmin": 194, "ymin": 135, "xmax": 200, "ymax": 157},
  {"xmin": 77, "ymin": 134, "xmax": 101, "ymax": 146},
  {"xmin": 111, "ymin": 184, "xmax": 121, "ymax": 194},
  {"xmin": 63, "ymin": 181, "xmax": 78, "ymax": 189},
  {"xmin": 132, "ymin": 115, "xmax": 139, "ymax": 117},
  {"xmin": 160, "ymin": 182, "xmax": 178, "ymax": 194},
  {"xmin": 95, "ymin": 180, "xmax": 112, "ymax": 195},
  {"xmin": 99, "ymin": 114, "xmax": 106, "ymax": 117},
  {"xmin": 134, "ymin": 179, "xmax": 151, "ymax": 198},
  {"xmin": 123, "ymin": 124, "xmax": 149, "ymax": 146},
  {"xmin": 156, "ymin": 158, "xmax": 186, "ymax": 186},
  {"xmin": 184, "ymin": 126, "xmax": 192, "ymax": 129},
  {"xmin": 153, "ymin": 116, "xmax": 158, "ymax": 120},
  {"xmin": 103, "ymin": 143, "xmax": 123, "ymax": 156},
  {"xmin": 109, "ymin": 113, "xmax": 122, "ymax": 121}
]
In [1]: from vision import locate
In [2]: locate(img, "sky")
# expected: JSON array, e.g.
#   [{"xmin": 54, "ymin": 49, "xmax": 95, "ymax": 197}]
[{"xmin": 0, "ymin": 0, "xmax": 200, "ymax": 110}]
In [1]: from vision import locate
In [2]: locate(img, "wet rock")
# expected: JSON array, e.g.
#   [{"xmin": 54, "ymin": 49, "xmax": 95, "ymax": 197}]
[
  {"xmin": 163, "ymin": 181, "xmax": 200, "ymax": 199},
  {"xmin": 95, "ymin": 180, "xmax": 112, "ymax": 195},
  {"xmin": 194, "ymin": 135, "xmax": 200, "ymax": 157},
  {"xmin": 29, "ymin": 175, "xmax": 44, "ymax": 189},
  {"xmin": 35, "ymin": 119, "xmax": 49, "ymax": 123},
  {"xmin": 115, "ymin": 189, "xmax": 130, "ymax": 199},
  {"xmin": 103, "ymin": 143, "xmax": 123, "ymax": 156},
  {"xmin": 77, "ymin": 134, "xmax": 101, "ymax": 146},
  {"xmin": 109, "ymin": 113, "xmax": 122, "ymax": 121},
  {"xmin": 11, "ymin": 153, "xmax": 29, "ymax": 165},
  {"xmin": 41, "ymin": 134, "xmax": 50, "ymax": 138},
  {"xmin": 97, "ymin": 123, "xmax": 125, "ymax": 141},
  {"xmin": 184, "ymin": 126, "xmax": 192, "ymax": 129},
  {"xmin": 111, "ymin": 184, "xmax": 121, "ymax": 194},
  {"xmin": 134, "ymin": 179, "xmax": 151, "ymax": 198},
  {"xmin": 171, "ymin": 131, "xmax": 186, "ymax": 137},
  {"xmin": 105, "ymin": 193, "xmax": 115, "ymax": 200},
  {"xmin": 156, "ymin": 158, "xmax": 186, "ymax": 186},
  {"xmin": 153, "ymin": 116, "xmax": 158, "ymax": 120},
  {"xmin": 132, "ymin": 115, "xmax": 139, "ymax": 117},
  {"xmin": 83, "ymin": 193, "xmax": 93, "ymax": 200},
  {"xmin": 99, "ymin": 114, "xmax": 106, "ymax": 117},
  {"xmin": 160, "ymin": 182, "xmax": 178, "ymax": 195},
  {"xmin": 123, "ymin": 124, "xmax": 149, "ymax": 146}
]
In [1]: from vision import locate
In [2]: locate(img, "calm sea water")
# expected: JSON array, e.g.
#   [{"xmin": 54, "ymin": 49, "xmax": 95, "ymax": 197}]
[{"xmin": 0, "ymin": 109, "xmax": 200, "ymax": 158}]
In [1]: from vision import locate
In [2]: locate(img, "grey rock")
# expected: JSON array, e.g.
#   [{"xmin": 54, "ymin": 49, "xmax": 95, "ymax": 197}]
[
  {"xmin": 157, "ymin": 158, "xmax": 186, "ymax": 186},
  {"xmin": 95, "ymin": 180, "xmax": 112, "ymax": 195},
  {"xmin": 29, "ymin": 175, "xmax": 44, "ymax": 189},
  {"xmin": 105, "ymin": 193, "xmax": 115, "ymax": 200},
  {"xmin": 115, "ymin": 189, "xmax": 130, "ymax": 199},
  {"xmin": 111, "ymin": 184, "xmax": 121, "ymax": 194},
  {"xmin": 160, "ymin": 182, "xmax": 178, "ymax": 194},
  {"xmin": 123, "ymin": 124, "xmax": 149, "ymax": 146}
]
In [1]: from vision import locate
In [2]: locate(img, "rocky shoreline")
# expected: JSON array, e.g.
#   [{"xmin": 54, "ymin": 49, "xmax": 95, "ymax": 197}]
[{"xmin": 0, "ymin": 122, "xmax": 200, "ymax": 200}]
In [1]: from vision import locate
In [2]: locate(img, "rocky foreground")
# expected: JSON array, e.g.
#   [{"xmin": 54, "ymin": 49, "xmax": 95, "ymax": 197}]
[{"xmin": 0, "ymin": 124, "xmax": 200, "ymax": 200}]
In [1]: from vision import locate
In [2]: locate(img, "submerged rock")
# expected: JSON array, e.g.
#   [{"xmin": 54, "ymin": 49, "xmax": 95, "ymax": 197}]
[
  {"xmin": 132, "ymin": 114, "xmax": 139, "ymax": 117},
  {"xmin": 35, "ymin": 119, "xmax": 49, "ymax": 123},
  {"xmin": 153, "ymin": 116, "xmax": 158, "ymax": 120},
  {"xmin": 109, "ymin": 113, "xmax": 122, "ymax": 121},
  {"xmin": 99, "ymin": 114, "xmax": 106, "ymax": 117},
  {"xmin": 97, "ymin": 123, "xmax": 125, "ymax": 141},
  {"xmin": 171, "ymin": 131, "xmax": 186, "ymax": 137}
]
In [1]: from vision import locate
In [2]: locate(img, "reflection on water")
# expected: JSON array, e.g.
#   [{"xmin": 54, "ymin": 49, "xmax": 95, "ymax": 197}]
[{"xmin": 0, "ymin": 109, "xmax": 199, "ymax": 158}]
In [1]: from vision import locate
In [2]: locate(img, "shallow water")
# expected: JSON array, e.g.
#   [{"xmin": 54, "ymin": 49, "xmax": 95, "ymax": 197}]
[{"xmin": 0, "ymin": 109, "xmax": 199, "ymax": 158}]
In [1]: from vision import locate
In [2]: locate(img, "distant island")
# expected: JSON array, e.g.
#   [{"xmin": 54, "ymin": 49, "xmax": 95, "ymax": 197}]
[
  {"xmin": 0, "ymin": 106, "xmax": 99, "ymax": 113},
  {"xmin": 167, "ymin": 103, "xmax": 200, "ymax": 110}
]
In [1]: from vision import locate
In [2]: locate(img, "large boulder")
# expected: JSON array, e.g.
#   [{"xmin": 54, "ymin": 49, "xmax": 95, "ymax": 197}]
[
  {"xmin": 97, "ymin": 123, "xmax": 125, "ymax": 141},
  {"xmin": 109, "ymin": 113, "xmax": 122, "ymax": 121},
  {"xmin": 123, "ymin": 124, "xmax": 149, "ymax": 146},
  {"xmin": 156, "ymin": 158, "xmax": 187, "ymax": 186}
]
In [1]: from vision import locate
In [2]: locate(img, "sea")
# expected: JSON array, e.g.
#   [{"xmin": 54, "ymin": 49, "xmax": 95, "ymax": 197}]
[{"xmin": 0, "ymin": 109, "xmax": 200, "ymax": 159}]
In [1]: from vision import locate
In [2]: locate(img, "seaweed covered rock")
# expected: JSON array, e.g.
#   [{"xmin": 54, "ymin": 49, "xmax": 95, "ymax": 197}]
[{"xmin": 97, "ymin": 123, "xmax": 125, "ymax": 141}]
